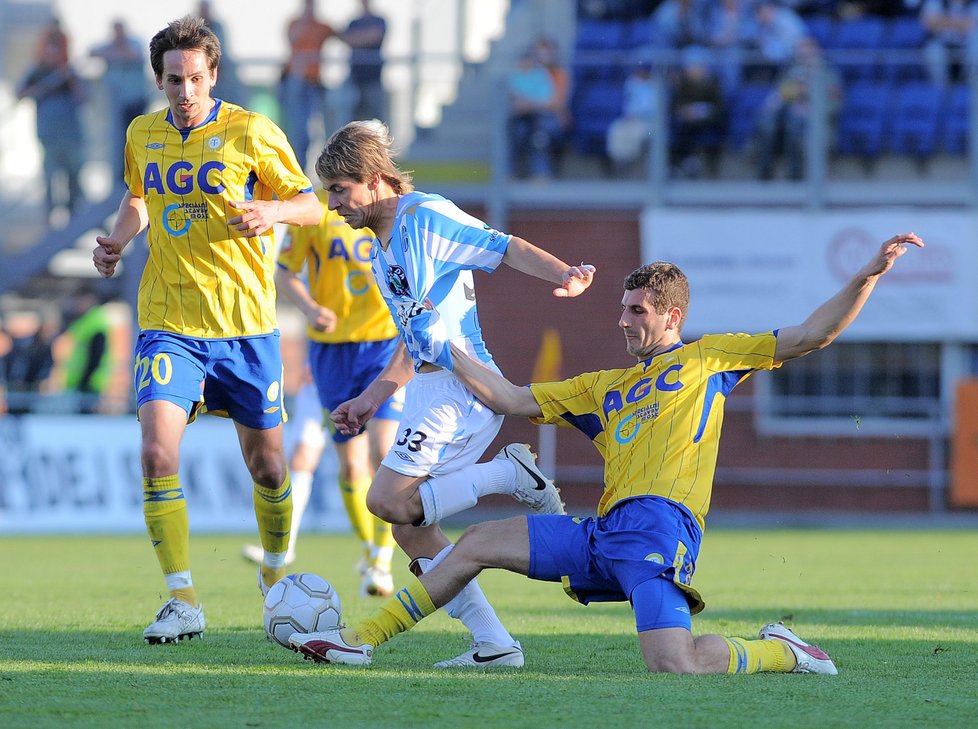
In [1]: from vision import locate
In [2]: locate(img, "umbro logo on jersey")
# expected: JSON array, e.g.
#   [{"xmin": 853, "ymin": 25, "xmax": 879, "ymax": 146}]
[{"xmin": 394, "ymin": 451, "xmax": 415, "ymax": 462}]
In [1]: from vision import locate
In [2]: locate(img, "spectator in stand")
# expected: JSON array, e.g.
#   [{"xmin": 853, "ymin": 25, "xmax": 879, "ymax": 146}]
[
  {"xmin": 36, "ymin": 15, "xmax": 69, "ymax": 65},
  {"xmin": 532, "ymin": 36, "xmax": 572, "ymax": 170},
  {"xmin": 16, "ymin": 32, "xmax": 87, "ymax": 222},
  {"xmin": 199, "ymin": 1, "xmax": 249, "ymax": 106},
  {"xmin": 281, "ymin": 0, "xmax": 335, "ymax": 170},
  {"xmin": 669, "ymin": 45, "xmax": 725, "ymax": 179},
  {"xmin": 920, "ymin": 0, "xmax": 978, "ymax": 86},
  {"xmin": 749, "ymin": 1, "xmax": 808, "ymax": 82},
  {"xmin": 339, "ymin": 0, "xmax": 388, "ymax": 122},
  {"xmin": 606, "ymin": 60, "xmax": 660, "ymax": 173},
  {"xmin": 755, "ymin": 35, "xmax": 841, "ymax": 180},
  {"xmin": 57, "ymin": 285, "xmax": 115, "ymax": 415},
  {"xmin": 90, "ymin": 19, "xmax": 148, "ymax": 187},
  {"xmin": 652, "ymin": 0, "xmax": 712, "ymax": 51},
  {"xmin": 705, "ymin": 0, "xmax": 758, "ymax": 95},
  {"xmin": 0, "ymin": 310, "xmax": 57, "ymax": 416},
  {"xmin": 507, "ymin": 41, "xmax": 565, "ymax": 180}
]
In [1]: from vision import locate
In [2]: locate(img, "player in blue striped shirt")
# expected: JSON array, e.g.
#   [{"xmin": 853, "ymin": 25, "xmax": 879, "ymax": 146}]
[{"xmin": 314, "ymin": 120, "xmax": 594, "ymax": 667}]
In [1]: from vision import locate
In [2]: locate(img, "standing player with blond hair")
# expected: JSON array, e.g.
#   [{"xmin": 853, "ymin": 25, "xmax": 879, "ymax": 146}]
[{"xmin": 93, "ymin": 15, "xmax": 322, "ymax": 643}]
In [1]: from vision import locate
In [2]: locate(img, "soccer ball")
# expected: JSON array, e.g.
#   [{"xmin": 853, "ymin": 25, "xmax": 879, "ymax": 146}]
[{"xmin": 262, "ymin": 572, "xmax": 342, "ymax": 648}]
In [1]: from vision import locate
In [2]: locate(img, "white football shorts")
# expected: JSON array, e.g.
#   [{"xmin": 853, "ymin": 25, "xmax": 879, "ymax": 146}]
[{"xmin": 381, "ymin": 367, "xmax": 502, "ymax": 478}]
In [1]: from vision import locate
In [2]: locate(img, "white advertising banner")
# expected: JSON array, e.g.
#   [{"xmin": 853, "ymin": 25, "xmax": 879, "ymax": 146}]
[
  {"xmin": 0, "ymin": 415, "xmax": 346, "ymax": 534},
  {"xmin": 640, "ymin": 209, "xmax": 978, "ymax": 340}
]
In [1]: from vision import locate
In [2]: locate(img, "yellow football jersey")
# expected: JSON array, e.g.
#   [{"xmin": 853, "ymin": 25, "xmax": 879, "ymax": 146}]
[
  {"xmin": 276, "ymin": 193, "xmax": 397, "ymax": 343},
  {"xmin": 530, "ymin": 332, "xmax": 781, "ymax": 530},
  {"xmin": 125, "ymin": 100, "xmax": 314, "ymax": 338}
]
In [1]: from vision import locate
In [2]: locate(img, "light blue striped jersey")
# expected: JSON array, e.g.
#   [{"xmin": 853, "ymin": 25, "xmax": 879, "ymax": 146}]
[{"xmin": 371, "ymin": 191, "xmax": 511, "ymax": 371}]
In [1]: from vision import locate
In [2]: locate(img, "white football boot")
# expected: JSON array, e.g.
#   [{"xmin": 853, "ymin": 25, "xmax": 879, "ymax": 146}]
[
  {"xmin": 495, "ymin": 443, "xmax": 564, "ymax": 515},
  {"xmin": 759, "ymin": 622, "xmax": 838, "ymax": 675},
  {"xmin": 433, "ymin": 641, "xmax": 525, "ymax": 669},
  {"xmin": 359, "ymin": 565, "xmax": 394, "ymax": 598},
  {"xmin": 289, "ymin": 628, "xmax": 373, "ymax": 666},
  {"xmin": 143, "ymin": 598, "xmax": 205, "ymax": 644}
]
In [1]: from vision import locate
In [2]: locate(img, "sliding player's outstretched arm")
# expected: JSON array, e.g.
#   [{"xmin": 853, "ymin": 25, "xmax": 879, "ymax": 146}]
[
  {"xmin": 774, "ymin": 233, "xmax": 924, "ymax": 363},
  {"xmin": 448, "ymin": 343, "xmax": 542, "ymax": 417}
]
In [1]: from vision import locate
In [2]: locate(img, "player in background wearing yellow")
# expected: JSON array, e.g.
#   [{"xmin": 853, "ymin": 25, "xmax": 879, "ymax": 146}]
[
  {"xmin": 290, "ymin": 233, "xmax": 924, "ymax": 672},
  {"xmin": 92, "ymin": 15, "xmax": 322, "ymax": 644},
  {"xmin": 242, "ymin": 196, "xmax": 402, "ymax": 597}
]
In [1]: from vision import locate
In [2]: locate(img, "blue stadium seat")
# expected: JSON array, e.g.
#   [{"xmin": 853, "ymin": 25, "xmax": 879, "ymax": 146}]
[
  {"xmin": 882, "ymin": 16, "xmax": 928, "ymax": 82},
  {"xmin": 625, "ymin": 15, "xmax": 656, "ymax": 49},
  {"xmin": 888, "ymin": 16, "xmax": 927, "ymax": 48},
  {"xmin": 726, "ymin": 83, "xmax": 774, "ymax": 152},
  {"xmin": 570, "ymin": 81, "xmax": 625, "ymax": 155},
  {"xmin": 887, "ymin": 82, "xmax": 944, "ymax": 157},
  {"xmin": 576, "ymin": 18, "xmax": 628, "ymax": 51},
  {"xmin": 836, "ymin": 80, "xmax": 892, "ymax": 158},
  {"xmin": 830, "ymin": 16, "xmax": 886, "ymax": 83},
  {"xmin": 804, "ymin": 16, "xmax": 835, "ymax": 50},
  {"xmin": 943, "ymin": 83, "xmax": 969, "ymax": 154}
]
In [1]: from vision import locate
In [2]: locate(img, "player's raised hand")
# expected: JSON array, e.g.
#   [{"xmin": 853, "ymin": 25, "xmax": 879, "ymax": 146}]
[
  {"xmin": 93, "ymin": 236, "xmax": 124, "ymax": 278},
  {"xmin": 228, "ymin": 199, "xmax": 282, "ymax": 237},
  {"xmin": 330, "ymin": 394, "xmax": 378, "ymax": 436},
  {"xmin": 865, "ymin": 233, "xmax": 924, "ymax": 277},
  {"xmin": 554, "ymin": 263, "xmax": 596, "ymax": 298}
]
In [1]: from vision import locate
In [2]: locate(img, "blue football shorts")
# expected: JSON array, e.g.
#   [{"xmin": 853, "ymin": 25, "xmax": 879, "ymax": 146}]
[
  {"xmin": 134, "ymin": 330, "xmax": 285, "ymax": 430},
  {"xmin": 308, "ymin": 338, "xmax": 404, "ymax": 444},
  {"xmin": 527, "ymin": 496, "xmax": 705, "ymax": 632}
]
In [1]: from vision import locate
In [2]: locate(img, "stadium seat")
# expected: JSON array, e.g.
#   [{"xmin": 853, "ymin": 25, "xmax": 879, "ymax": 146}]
[
  {"xmin": 804, "ymin": 16, "xmax": 835, "ymax": 50},
  {"xmin": 882, "ymin": 16, "xmax": 928, "ymax": 82},
  {"xmin": 570, "ymin": 80, "xmax": 625, "ymax": 156},
  {"xmin": 943, "ymin": 83, "xmax": 970, "ymax": 154},
  {"xmin": 726, "ymin": 83, "xmax": 774, "ymax": 152},
  {"xmin": 575, "ymin": 17, "xmax": 628, "ymax": 51},
  {"xmin": 829, "ymin": 16, "xmax": 886, "ymax": 83},
  {"xmin": 836, "ymin": 80, "xmax": 892, "ymax": 159},
  {"xmin": 625, "ymin": 15, "xmax": 656, "ymax": 49},
  {"xmin": 887, "ymin": 82, "xmax": 944, "ymax": 157}
]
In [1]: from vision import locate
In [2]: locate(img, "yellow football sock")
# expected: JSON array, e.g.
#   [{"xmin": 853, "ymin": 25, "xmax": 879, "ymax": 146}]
[
  {"xmin": 353, "ymin": 574, "xmax": 437, "ymax": 647},
  {"xmin": 724, "ymin": 636, "xmax": 795, "ymax": 674},
  {"xmin": 339, "ymin": 476, "xmax": 374, "ymax": 545},
  {"xmin": 254, "ymin": 472, "xmax": 293, "ymax": 566},
  {"xmin": 143, "ymin": 475, "xmax": 196, "ymax": 603},
  {"xmin": 372, "ymin": 519, "xmax": 395, "ymax": 570}
]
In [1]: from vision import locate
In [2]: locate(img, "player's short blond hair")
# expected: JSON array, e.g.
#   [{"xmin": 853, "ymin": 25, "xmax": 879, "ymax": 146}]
[
  {"xmin": 316, "ymin": 120, "xmax": 414, "ymax": 194},
  {"xmin": 624, "ymin": 262, "xmax": 689, "ymax": 329}
]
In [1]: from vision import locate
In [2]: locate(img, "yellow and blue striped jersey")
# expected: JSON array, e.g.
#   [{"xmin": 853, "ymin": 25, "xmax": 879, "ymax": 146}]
[
  {"xmin": 125, "ymin": 100, "xmax": 314, "ymax": 338},
  {"xmin": 276, "ymin": 192, "xmax": 397, "ymax": 343},
  {"xmin": 529, "ymin": 332, "xmax": 781, "ymax": 530}
]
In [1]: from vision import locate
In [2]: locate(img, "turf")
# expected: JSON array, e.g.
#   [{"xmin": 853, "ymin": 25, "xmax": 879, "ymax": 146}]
[{"xmin": 1, "ymin": 529, "xmax": 976, "ymax": 728}]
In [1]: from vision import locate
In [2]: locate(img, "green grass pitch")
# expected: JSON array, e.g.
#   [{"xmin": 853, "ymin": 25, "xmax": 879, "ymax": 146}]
[{"xmin": 1, "ymin": 528, "xmax": 976, "ymax": 728}]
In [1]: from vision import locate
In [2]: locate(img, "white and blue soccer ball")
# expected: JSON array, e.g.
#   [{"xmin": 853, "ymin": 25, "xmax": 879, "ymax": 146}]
[{"xmin": 263, "ymin": 572, "xmax": 342, "ymax": 648}]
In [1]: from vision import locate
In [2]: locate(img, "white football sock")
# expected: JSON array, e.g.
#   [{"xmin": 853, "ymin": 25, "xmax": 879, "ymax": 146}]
[
  {"xmin": 287, "ymin": 470, "xmax": 313, "ymax": 560},
  {"xmin": 422, "ymin": 544, "xmax": 516, "ymax": 647},
  {"xmin": 418, "ymin": 460, "xmax": 514, "ymax": 525}
]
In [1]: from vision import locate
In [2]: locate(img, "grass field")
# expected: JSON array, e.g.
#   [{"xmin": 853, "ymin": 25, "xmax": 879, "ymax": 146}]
[{"xmin": 1, "ymin": 528, "xmax": 976, "ymax": 728}]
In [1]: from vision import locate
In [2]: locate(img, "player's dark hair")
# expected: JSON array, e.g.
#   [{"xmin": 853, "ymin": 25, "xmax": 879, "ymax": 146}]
[
  {"xmin": 316, "ymin": 120, "xmax": 414, "ymax": 194},
  {"xmin": 624, "ymin": 262, "xmax": 689, "ymax": 329},
  {"xmin": 149, "ymin": 15, "xmax": 221, "ymax": 80}
]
